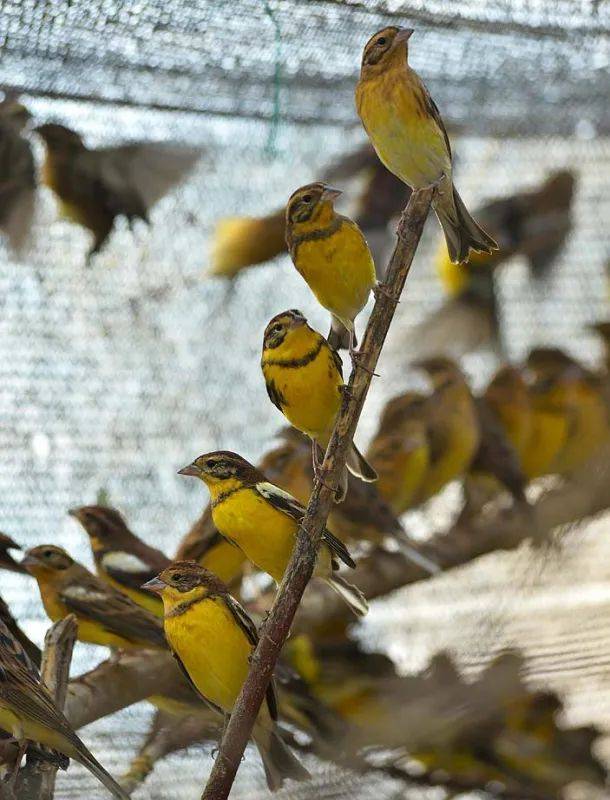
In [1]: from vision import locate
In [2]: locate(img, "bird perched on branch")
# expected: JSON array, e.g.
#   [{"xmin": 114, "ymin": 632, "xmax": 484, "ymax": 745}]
[
  {"xmin": 22, "ymin": 545, "xmax": 167, "ymax": 651},
  {"xmin": 35, "ymin": 122, "xmax": 200, "ymax": 260},
  {"xmin": 0, "ymin": 96, "xmax": 36, "ymax": 254},
  {"xmin": 0, "ymin": 619, "xmax": 129, "ymax": 799},
  {"xmin": 356, "ymin": 27, "xmax": 497, "ymax": 264},
  {"xmin": 69, "ymin": 505, "xmax": 169, "ymax": 617},
  {"xmin": 412, "ymin": 358, "xmax": 480, "ymax": 503},
  {"xmin": 261, "ymin": 309, "xmax": 377, "ymax": 502},
  {"xmin": 208, "ymin": 143, "xmax": 409, "ymax": 280},
  {"xmin": 143, "ymin": 562, "xmax": 311, "ymax": 792},
  {"xmin": 178, "ymin": 451, "xmax": 368, "ymax": 616},
  {"xmin": 285, "ymin": 182, "xmax": 376, "ymax": 353}
]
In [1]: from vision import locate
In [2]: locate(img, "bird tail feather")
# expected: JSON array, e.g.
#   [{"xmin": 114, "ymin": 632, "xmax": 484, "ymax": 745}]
[
  {"xmin": 346, "ymin": 442, "xmax": 378, "ymax": 483},
  {"xmin": 324, "ymin": 575, "xmax": 369, "ymax": 617},
  {"xmin": 435, "ymin": 185, "xmax": 498, "ymax": 264},
  {"xmin": 74, "ymin": 747, "xmax": 130, "ymax": 800},
  {"xmin": 256, "ymin": 727, "xmax": 310, "ymax": 791},
  {"xmin": 327, "ymin": 316, "xmax": 353, "ymax": 351}
]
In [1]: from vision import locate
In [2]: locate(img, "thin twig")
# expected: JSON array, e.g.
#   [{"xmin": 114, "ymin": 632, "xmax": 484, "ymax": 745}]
[
  {"xmin": 201, "ymin": 186, "xmax": 435, "ymax": 800},
  {"xmin": 20, "ymin": 616, "xmax": 77, "ymax": 800}
]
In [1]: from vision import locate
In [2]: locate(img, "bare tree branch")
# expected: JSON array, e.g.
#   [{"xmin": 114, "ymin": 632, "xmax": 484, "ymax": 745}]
[{"xmin": 200, "ymin": 187, "xmax": 435, "ymax": 799}]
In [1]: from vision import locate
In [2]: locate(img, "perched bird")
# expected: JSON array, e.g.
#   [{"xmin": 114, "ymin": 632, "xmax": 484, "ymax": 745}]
[
  {"xmin": 208, "ymin": 143, "xmax": 409, "ymax": 281},
  {"xmin": 174, "ymin": 507, "xmax": 247, "ymax": 588},
  {"xmin": 0, "ymin": 595, "xmax": 41, "ymax": 668},
  {"xmin": 143, "ymin": 562, "xmax": 310, "ymax": 791},
  {"xmin": 0, "ymin": 618, "xmax": 129, "ymax": 798},
  {"xmin": 35, "ymin": 122, "xmax": 199, "ymax": 259},
  {"xmin": 260, "ymin": 428, "xmax": 438, "ymax": 574},
  {"xmin": 261, "ymin": 309, "xmax": 377, "ymax": 502},
  {"xmin": 483, "ymin": 366, "xmax": 533, "ymax": 461},
  {"xmin": 412, "ymin": 358, "xmax": 480, "ymax": 502},
  {"xmin": 22, "ymin": 545, "xmax": 167, "ymax": 650},
  {"xmin": 356, "ymin": 27, "xmax": 497, "ymax": 264},
  {"xmin": 285, "ymin": 182, "xmax": 376, "ymax": 352},
  {"xmin": 69, "ymin": 505, "xmax": 169, "ymax": 617},
  {"xmin": 366, "ymin": 391, "xmax": 430, "ymax": 514},
  {"xmin": 0, "ymin": 532, "xmax": 28, "ymax": 575},
  {"xmin": 178, "ymin": 451, "xmax": 368, "ymax": 616},
  {"xmin": 526, "ymin": 349, "xmax": 609, "ymax": 474},
  {"xmin": 0, "ymin": 97, "xmax": 36, "ymax": 253}
]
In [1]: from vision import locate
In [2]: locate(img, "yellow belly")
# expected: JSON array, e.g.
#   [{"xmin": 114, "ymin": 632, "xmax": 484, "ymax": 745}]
[
  {"xmin": 293, "ymin": 222, "xmax": 375, "ymax": 325},
  {"xmin": 264, "ymin": 350, "xmax": 342, "ymax": 442},
  {"xmin": 522, "ymin": 411, "xmax": 567, "ymax": 478},
  {"xmin": 418, "ymin": 415, "xmax": 479, "ymax": 501},
  {"xmin": 165, "ymin": 598, "xmax": 266, "ymax": 720},
  {"xmin": 356, "ymin": 69, "xmax": 451, "ymax": 188},
  {"xmin": 369, "ymin": 434, "xmax": 429, "ymax": 514},
  {"xmin": 553, "ymin": 400, "xmax": 609, "ymax": 474},
  {"xmin": 212, "ymin": 490, "xmax": 331, "ymax": 583}
]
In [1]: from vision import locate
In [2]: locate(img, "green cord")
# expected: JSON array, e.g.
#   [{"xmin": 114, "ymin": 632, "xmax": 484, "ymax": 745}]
[{"xmin": 262, "ymin": 0, "xmax": 281, "ymax": 156}]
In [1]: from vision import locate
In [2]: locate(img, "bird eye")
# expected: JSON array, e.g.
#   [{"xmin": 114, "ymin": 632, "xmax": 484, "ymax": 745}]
[
  {"xmin": 172, "ymin": 573, "xmax": 184, "ymax": 583},
  {"xmin": 43, "ymin": 549, "xmax": 54, "ymax": 558},
  {"xmin": 301, "ymin": 194, "xmax": 312, "ymax": 204},
  {"xmin": 377, "ymin": 36, "xmax": 387, "ymax": 46},
  {"xmin": 272, "ymin": 323, "xmax": 283, "ymax": 333}
]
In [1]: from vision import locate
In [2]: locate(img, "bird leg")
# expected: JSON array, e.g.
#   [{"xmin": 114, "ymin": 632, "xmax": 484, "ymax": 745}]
[{"xmin": 311, "ymin": 441, "xmax": 338, "ymax": 495}]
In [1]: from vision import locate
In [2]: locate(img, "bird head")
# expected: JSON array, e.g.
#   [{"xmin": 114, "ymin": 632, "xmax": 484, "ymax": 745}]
[
  {"xmin": 0, "ymin": 99, "xmax": 32, "ymax": 132},
  {"xmin": 178, "ymin": 450, "xmax": 260, "ymax": 489},
  {"xmin": 286, "ymin": 182, "xmax": 342, "ymax": 229},
  {"xmin": 22, "ymin": 545, "xmax": 75, "ymax": 579},
  {"xmin": 143, "ymin": 561, "xmax": 226, "ymax": 605},
  {"xmin": 413, "ymin": 356, "xmax": 464, "ymax": 389},
  {"xmin": 68, "ymin": 505, "xmax": 130, "ymax": 551},
  {"xmin": 262, "ymin": 309, "xmax": 311, "ymax": 352},
  {"xmin": 34, "ymin": 123, "xmax": 84, "ymax": 151},
  {"xmin": 360, "ymin": 26, "xmax": 413, "ymax": 78},
  {"xmin": 485, "ymin": 365, "xmax": 529, "ymax": 406}
]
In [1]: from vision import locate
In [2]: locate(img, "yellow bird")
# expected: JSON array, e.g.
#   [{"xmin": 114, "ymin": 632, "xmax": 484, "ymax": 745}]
[
  {"xmin": 0, "ymin": 619, "xmax": 129, "ymax": 799},
  {"xmin": 175, "ymin": 506, "xmax": 247, "ymax": 588},
  {"xmin": 69, "ymin": 505, "xmax": 169, "ymax": 617},
  {"xmin": 526, "ymin": 349, "xmax": 609, "ymax": 474},
  {"xmin": 210, "ymin": 209, "xmax": 286, "ymax": 278},
  {"xmin": 412, "ymin": 358, "xmax": 480, "ymax": 502},
  {"xmin": 285, "ymin": 182, "xmax": 376, "ymax": 352},
  {"xmin": 483, "ymin": 366, "xmax": 533, "ymax": 461},
  {"xmin": 22, "ymin": 545, "xmax": 167, "ymax": 651},
  {"xmin": 366, "ymin": 392, "xmax": 430, "ymax": 514},
  {"xmin": 356, "ymin": 27, "xmax": 497, "ymax": 264},
  {"xmin": 178, "ymin": 451, "xmax": 368, "ymax": 616},
  {"xmin": 143, "ymin": 562, "xmax": 310, "ymax": 791},
  {"xmin": 261, "ymin": 309, "xmax": 377, "ymax": 502}
]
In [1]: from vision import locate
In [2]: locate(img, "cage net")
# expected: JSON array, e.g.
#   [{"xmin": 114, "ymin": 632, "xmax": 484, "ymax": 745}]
[{"xmin": 1, "ymin": 0, "xmax": 609, "ymax": 798}]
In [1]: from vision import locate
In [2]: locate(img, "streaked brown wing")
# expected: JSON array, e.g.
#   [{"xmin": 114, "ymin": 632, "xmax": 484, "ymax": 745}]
[{"xmin": 59, "ymin": 577, "xmax": 166, "ymax": 648}]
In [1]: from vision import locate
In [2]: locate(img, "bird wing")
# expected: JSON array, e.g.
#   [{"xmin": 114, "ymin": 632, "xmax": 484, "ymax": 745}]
[
  {"xmin": 413, "ymin": 74, "xmax": 452, "ymax": 159},
  {"xmin": 473, "ymin": 397, "xmax": 527, "ymax": 501},
  {"xmin": 255, "ymin": 482, "xmax": 355, "ymax": 569},
  {"xmin": 101, "ymin": 549, "xmax": 171, "ymax": 592},
  {"xmin": 222, "ymin": 594, "xmax": 278, "ymax": 720},
  {"xmin": 95, "ymin": 142, "xmax": 201, "ymax": 210},
  {"xmin": 74, "ymin": 149, "xmax": 149, "ymax": 220},
  {"xmin": 59, "ymin": 578, "xmax": 166, "ymax": 648},
  {"xmin": 264, "ymin": 376, "xmax": 286, "ymax": 412}
]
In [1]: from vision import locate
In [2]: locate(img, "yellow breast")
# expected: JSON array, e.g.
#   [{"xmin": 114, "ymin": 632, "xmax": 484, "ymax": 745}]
[
  {"xmin": 293, "ymin": 221, "xmax": 375, "ymax": 325},
  {"xmin": 263, "ymin": 345, "xmax": 342, "ymax": 443},
  {"xmin": 522, "ymin": 409, "xmax": 567, "ymax": 479},
  {"xmin": 164, "ymin": 597, "xmax": 256, "ymax": 716},
  {"xmin": 199, "ymin": 539, "xmax": 247, "ymax": 587},
  {"xmin": 212, "ymin": 489, "xmax": 298, "ymax": 583},
  {"xmin": 356, "ymin": 66, "xmax": 451, "ymax": 188}
]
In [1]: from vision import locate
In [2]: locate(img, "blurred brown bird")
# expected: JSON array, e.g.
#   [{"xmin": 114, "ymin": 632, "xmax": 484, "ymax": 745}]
[
  {"xmin": 412, "ymin": 358, "xmax": 481, "ymax": 502},
  {"xmin": 0, "ymin": 97, "xmax": 36, "ymax": 253},
  {"xmin": 35, "ymin": 122, "xmax": 200, "ymax": 260},
  {"xmin": 69, "ymin": 505, "xmax": 169, "ymax": 617},
  {"xmin": 0, "ymin": 532, "xmax": 27, "ymax": 575},
  {"xmin": 0, "ymin": 595, "xmax": 41, "ymax": 668}
]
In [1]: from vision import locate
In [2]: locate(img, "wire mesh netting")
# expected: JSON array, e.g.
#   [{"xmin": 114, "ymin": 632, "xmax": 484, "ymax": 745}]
[{"xmin": 1, "ymin": 0, "xmax": 610, "ymax": 797}]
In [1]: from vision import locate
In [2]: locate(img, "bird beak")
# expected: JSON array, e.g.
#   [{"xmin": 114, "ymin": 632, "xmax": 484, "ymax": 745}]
[
  {"xmin": 67, "ymin": 508, "xmax": 81, "ymax": 519},
  {"xmin": 395, "ymin": 28, "xmax": 414, "ymax": 43},
  {"xmin": 322, "ymin": 186, "xmax": 343, "ymax": 202},
  {"xmin": 178, "ymin": 463, "xmax": 201, "ymax": 477},
  {"xmin": 142, "ymin": 577, "xmax": 166, "ymax": 595},
  {"xmin": 20, "ymin": 553, "xmax": 39, "ymax": 571}
]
